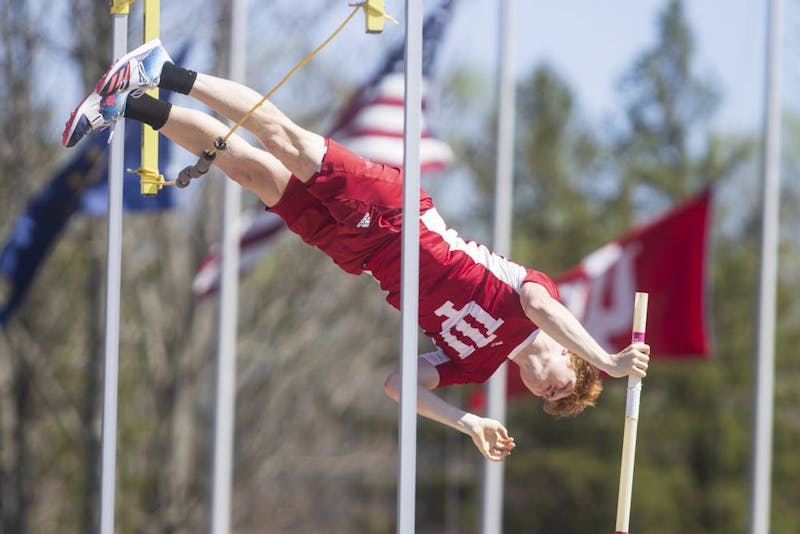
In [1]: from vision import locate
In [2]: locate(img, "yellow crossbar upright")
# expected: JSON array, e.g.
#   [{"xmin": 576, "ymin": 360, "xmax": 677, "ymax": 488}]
[{"xmin": 140, "ymin": 0, "xmax": 160, "ymax": 195}]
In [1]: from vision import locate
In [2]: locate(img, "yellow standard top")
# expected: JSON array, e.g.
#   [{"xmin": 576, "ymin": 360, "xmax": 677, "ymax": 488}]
[{"xmin": 364, "ymin": 0, "xmax": 386, "ymax": 33}]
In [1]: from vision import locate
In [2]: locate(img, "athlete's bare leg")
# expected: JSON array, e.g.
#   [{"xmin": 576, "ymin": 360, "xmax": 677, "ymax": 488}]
[
  {"xmin": 187, "ymin": 73, "xmax": 326, "ymax": 183},
  {"xmin": 159, "ymin": 104, "xmax": 292, "ymax": 206}
]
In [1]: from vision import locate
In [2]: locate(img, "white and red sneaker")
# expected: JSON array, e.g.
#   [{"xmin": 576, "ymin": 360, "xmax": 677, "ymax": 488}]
[
  {"xmin": 62, "ymin": 39, "xmax": 171, "ymax": 147},
  {"xmin": 62, "ymin": 91, "xmax": 128, "ymax": 148},
  {"xmin": 95, "ymin": 38, "xmax": 172, "ymax": 96}
]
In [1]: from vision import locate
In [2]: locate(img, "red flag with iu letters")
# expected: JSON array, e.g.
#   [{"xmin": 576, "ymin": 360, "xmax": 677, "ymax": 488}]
[
  {"xmin": 556, "ymin": 187, "xmax": 712, "ymax": 359},
  {"xmin": 475, "ymin": 188, "xmax": 713, "ymax": 406}
]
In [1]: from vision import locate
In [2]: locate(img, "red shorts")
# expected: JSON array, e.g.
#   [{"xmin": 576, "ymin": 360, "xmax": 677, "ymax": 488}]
[{"xmin": 269, "ymin": 139, "xmax": 434, "ymax": 274}]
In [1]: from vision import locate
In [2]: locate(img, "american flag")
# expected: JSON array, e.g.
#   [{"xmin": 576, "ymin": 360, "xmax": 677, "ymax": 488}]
[
  {"xmin": 193, "ymin": 0, "xmax": 457, "ymax": 297},
  {"xmin": 191, "ymin": 208, "xmax": 285, "ymax": 298},
  {"xmin": 328, "ymin": 0, "xmax": 455, "ymax": 172}
]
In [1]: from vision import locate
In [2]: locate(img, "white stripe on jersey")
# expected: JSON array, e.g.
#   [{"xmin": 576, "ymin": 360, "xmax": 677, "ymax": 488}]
[{"xmin": 420, "ymin": 208, "xmax": 528, "ymax": 291}]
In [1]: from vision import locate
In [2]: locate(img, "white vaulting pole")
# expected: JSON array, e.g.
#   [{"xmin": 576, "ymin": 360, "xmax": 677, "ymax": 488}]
[
  {"xmin": 480, "ymin": 1, "xmax": 515, "ymax": 533},
  {"xmin": 749, "ymin": 0, "xmax": 782, "ymax": 532},
  {"xmin": 398, "ymin": 1, "xmax": 422, "ymax": 532},
  {"xmin": 99, "ymin": 8, "xmax": 128, "ymax": 534},
  {"xmin": 614, "ymin": 292, "xmax": 649, "ymax": 534},
  {"xmin": 209, "ymin": 1, "xmax": 246, "ymax": 533}
]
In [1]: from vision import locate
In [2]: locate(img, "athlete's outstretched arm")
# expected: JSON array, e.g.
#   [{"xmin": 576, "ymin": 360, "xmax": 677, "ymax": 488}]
[
  {"xmin": 519, "ymin": 282, "xmax": 650, "ymax": 378},
  {"xmin": 384, "ymin": 359, "xmax": 515, "ymax": 462}
]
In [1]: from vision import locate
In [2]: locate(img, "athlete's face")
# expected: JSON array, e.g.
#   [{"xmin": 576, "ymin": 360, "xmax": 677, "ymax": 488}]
[{"xmin": 520, "ymin": 346, "xmax": 577, "ymax": 401}]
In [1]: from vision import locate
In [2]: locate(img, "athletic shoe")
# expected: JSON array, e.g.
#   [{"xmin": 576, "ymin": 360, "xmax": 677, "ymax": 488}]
[
  {"xmin": 95, "ymin": 38, "xmax": 172, "ymax": 97},
  {"xmin": 62, "ymin": 90, "xmax": 128, "ymax": 147}
]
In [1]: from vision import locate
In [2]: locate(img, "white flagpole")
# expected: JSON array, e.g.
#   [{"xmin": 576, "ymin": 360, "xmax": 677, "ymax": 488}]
[
  {"xmin": 398, "ymin": 1, "xmax": 422, "ymax": 532},
  {"xmin": 99, "ymin": 7, "xmax": 128, "ymax": 534},
  {"xmin": 749, "ymin": 0, "xmax": 782, "ymax": 532},
  {"xmin": 209, "ymin": 0, "xmax": 246, "ymax": 532},
  {"xmin": 480, "ymin": 1, "xmax": 515, "ymax": 533}
]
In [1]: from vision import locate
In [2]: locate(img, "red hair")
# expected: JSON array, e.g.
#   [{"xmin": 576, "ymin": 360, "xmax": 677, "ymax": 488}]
[{"xmin": 543, "ymin": 354, "xmax": 603, "ymax": 417}]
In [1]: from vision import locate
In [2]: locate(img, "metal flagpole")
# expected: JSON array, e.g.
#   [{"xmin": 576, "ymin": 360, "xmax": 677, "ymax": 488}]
[
  {"xmin": 210, "ymin": 1, "xmax": 246, "ymax": 532},
  {"xmin": 398, "ymin": 1, "xmax": 422, "ymax": 532},
  {"xmin": 480, "ymin": 1, "xmax": 515, "ymax": 533},
  {"xmin": 99, "ymin": 4, "xmax": 128, "ymax": 533},
  {"xmin": 749, "ymin": 0, "xmax": 782, "ymax": 532}
]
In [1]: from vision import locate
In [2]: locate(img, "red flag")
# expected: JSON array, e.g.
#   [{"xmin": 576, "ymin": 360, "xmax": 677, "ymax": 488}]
[
  {"xmin": 556, "ymin": 188, "xmax": 712, "ymax": 358},
  {"xmin": 472, "ymin": 188, "xmax": 713, "ymax": 407}
]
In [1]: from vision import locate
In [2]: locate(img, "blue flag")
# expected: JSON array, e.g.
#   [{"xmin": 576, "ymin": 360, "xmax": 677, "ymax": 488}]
[
  {"xmin": 0, "ymin": 45, "xmax": 190, "ymax": 326},
  {"xmin": 0, "ymin": 133, "xmax": 106, "ymax": 325},
  {"xmin": 0, "ymin": 125, "xmax": 176, "ymax": 326},
  {"xmin": 79, "ymin": 120, "xmax": 175, "ymax": 215}
]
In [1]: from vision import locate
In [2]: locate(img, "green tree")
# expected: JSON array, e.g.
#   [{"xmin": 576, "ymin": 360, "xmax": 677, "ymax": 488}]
[{"xmin": 499, "ymin": 1, "xmax": 759, "ymax": 532}]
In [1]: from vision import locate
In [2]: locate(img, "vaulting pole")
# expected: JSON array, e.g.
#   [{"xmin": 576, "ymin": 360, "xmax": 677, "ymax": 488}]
[
  {"xmin": 480, "ymin": 1, "xmax": 515, "ymax": 533},
  {"xmin": 398, "ymin": 1, "xmax": 422, "ymax": 532},
  {"xmin": 614, "ymin": 292, "xmax": 649, "ymax": 534},
  {"xmin": 99, "ymin": 4, "xmax": 129, "ymax": 533}
]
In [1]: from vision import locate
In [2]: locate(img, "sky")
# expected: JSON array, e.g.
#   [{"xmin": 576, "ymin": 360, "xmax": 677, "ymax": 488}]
[
  {"xmin": 42, "ymin": 0, "xmax": 793, "ymax": 222},
  {"xmin": 45, "ymin": 0, "xmax": 781, "ymax": 146},
  {"xmin": 437, "ymin": 0, "xmax": 771, "ymax": 134}
]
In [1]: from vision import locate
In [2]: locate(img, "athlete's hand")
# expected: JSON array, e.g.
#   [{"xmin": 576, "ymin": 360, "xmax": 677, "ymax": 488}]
[
  {"xmin": 469, "ymin": 417, "xmax": 516, "ymax": 462},
  {"xmin": 606, "ymin": 343, "xmax": 651, "ymax": 378}
]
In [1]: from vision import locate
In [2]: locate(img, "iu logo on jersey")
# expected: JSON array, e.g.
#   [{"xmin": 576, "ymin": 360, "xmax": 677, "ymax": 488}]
[{"xmin": 434, "ymin": 300, "xmax": 504, "ymax": 359}]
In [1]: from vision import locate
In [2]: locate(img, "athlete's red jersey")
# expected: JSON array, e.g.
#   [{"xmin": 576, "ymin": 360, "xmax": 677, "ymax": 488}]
[
  {"xmin": 270, "ymin": 139, "xmax": 559, "ymax": 387},
  {"xmin": 365, "ymin": 208, "xmax": 559, "ymax": 386}
]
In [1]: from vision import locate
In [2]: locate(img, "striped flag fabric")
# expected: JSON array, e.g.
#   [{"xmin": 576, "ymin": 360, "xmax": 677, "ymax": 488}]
[
  {"xmin": 329, "ymin": 72, "xmax": 453, "ymax": 173},
  {"xmin": 193, "ymin": 0, "xmax": 457, "ymax": 297},
  {"xmin": 191, "ymin": 209, "xmax": 285, "ymax": 298},
  {"xmin": 328, "ymin": 0, "xmax": 455, "ymax": 172}
]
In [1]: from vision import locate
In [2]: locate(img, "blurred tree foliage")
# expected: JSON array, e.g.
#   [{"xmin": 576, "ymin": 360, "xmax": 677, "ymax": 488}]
[{"xmin": 1, "ymin": 0, "xmax": 799, "ymax": 533}]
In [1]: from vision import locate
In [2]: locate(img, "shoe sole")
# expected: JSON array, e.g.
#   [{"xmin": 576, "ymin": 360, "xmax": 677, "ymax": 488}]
[{"xmin": 95, "ymin": 38, "xmax": 162, "ymax": 96}]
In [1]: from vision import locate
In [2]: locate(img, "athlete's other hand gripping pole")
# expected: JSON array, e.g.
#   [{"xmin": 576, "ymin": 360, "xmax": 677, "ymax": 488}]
[{"xmin": 615, "ymin": 292, "xmax": 649, "ymax": 534}]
